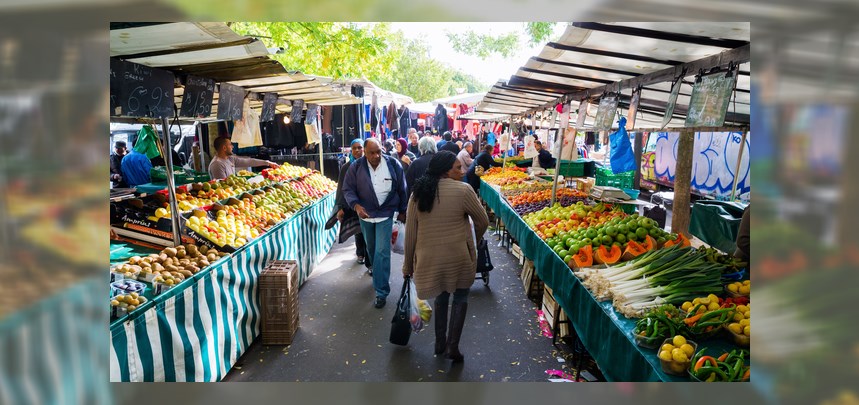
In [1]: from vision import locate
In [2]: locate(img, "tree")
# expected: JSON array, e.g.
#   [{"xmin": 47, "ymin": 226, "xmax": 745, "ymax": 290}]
[
  {"xmin": 231, "ymin": 22, "xmax": 395, "ymax": 79},
  {"xmin": 369, "ymin": 33, "xmax": 453, "ymax": 102},
  {"xmin": 445, "ymin": 22, "xmax": 564, "ymax": 60},
  {"xmin": 450, "ymin": 71, "xmax": 490, "ymax": 94}
]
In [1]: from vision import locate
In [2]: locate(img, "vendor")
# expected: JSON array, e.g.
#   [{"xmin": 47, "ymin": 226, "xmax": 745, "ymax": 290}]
[
  {"xmin": 534, "ymin": 140, "xmax": 556, "ymax": 169},
  {"xmin": 208, "ymin": 136, "xmax": 279, "ymax": 180},
  {"xmin": 110, "ymin": 141, "xmax": 127, "ymax": 188},
  {"xmin": 121, "ymin": 126, "xmax": 161, "ymax": 187},
  {"xmin": 734, "ymin": 204, "xmax": 750, "ymax": 262}
]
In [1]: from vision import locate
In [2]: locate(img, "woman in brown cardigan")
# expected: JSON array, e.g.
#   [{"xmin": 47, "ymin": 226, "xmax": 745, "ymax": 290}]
[{"xmin": 402, "ymin": 151, "xmax": 489, "ymax": 362}]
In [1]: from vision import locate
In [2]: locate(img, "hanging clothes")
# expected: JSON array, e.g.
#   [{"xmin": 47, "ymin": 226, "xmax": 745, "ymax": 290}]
[
  {"xmin": 398, "ymin": 106, "xmax": 410, "ymax": 137},
  {"xmin": 434, "ymin": 103, "xmax": 448, "ymax": 133},
  {"xmin": 370, "ymin": 94, "xmax": 378, "ymax": 132},
  {"xmin": 351, "ymin": 85, "xmax": 365, "ymax": 139},
  {"xmin": 386, "ymin": 101, "xmax": 399, "ymax": 132},
  {"xmin": 410, "ymin": 111, "xmax": 419, "ymax": 130}
]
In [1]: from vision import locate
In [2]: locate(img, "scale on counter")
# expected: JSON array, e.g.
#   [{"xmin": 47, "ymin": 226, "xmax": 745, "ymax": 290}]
[{"xmin": 589, "ymin": 186, "xmax": 632, "ymax": 201}]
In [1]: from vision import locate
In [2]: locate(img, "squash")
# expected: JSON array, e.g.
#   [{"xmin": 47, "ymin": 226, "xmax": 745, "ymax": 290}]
[
  {"xmin": 594, "ymin": 245, "xmax": 622, "ymax": 265},
  {"xmin": 664, "ymin": 233, "xmax": 691, "ymax": 248},
  {"xmin": 622, "ymin": 240, "xmax": 647, "ymax": 261},
  {"xmin": 571, "ymin": 244, "xmax": 593, "ymax": 268},
  {"xmin": 642, "ymin": 235, "xmax": 657, "ymax": 251}
]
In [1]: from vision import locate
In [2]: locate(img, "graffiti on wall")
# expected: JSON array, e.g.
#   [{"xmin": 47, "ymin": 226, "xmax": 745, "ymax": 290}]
[{"xmin": 652, "ymin": 131, "xmax": 751, "ymax": 197}]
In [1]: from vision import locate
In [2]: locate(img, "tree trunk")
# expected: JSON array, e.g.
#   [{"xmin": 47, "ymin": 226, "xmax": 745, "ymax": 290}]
[{"xmin": 672, "ymin": 130, "xmax": 695, "ymax": 236}]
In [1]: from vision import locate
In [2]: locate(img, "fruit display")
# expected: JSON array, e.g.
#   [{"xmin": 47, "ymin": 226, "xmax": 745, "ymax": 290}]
[
  {"xmin": 689, "ymin": 349, "xmax": 750, "ymax": 382},
  {"xmin": 658, "ymin": 335, "xmax": 697, "ymax": 376},
  {"xmin": 501, "ymin": 181, "xmax": 552, "ymax": 197},
  {"xmin": 482, "ymin": 167, "xmax": 529, "ymax": 186},
  {"xmin": 509, "ymin": 188, "xmax": 591, "ymax": 216},
  {"xmin": 111, "ymin": 292, "xmax": 148, "ymax": 314},
  {"xmin": 726, "ymin": 302, "xmax": 751, "ymax": 344},
  {"xmin": 289, "ymin": 173, "xmax": 337, "ymax": 199},
  {"xmin": 726, "ymin": 280, "xmax": 750, "ymax": 296},
  {"xmin": 236, "ymin": 169, "xmax": 255, "ymax": 176},
  {"xmin": 696, "ymin": 246, "xmax": 748, "ymax": 275},
  {"xmin": 524, "ymin": 201, "xmax": 624, "ymax": 241},
  {"xmin": 262, "ymin": 164, "xmax": 313, "ymax": 182}
]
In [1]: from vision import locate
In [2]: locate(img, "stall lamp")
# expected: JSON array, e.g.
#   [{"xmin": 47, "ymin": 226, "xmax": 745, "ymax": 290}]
[{"xmin": 283, "ymin": 116, "xmax": 291, "ymax": 124}]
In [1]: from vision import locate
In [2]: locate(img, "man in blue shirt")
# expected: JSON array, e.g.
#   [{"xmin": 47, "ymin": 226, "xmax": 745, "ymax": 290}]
[{"xmin": 121, "ymin": 150, "xmax": 153, "ymax": 187}]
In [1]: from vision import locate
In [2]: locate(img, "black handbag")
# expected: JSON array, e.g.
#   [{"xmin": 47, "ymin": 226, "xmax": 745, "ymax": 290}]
[
  {"xmin": 389, "ymin": 277, "xmax": 412, "ymax": 346},
  {"xmin": 476, "ymin": 238, "xmax": 494, "ymax": 273}
]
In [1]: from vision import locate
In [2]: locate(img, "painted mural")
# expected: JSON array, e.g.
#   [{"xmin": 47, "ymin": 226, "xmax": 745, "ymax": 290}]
[{"xmin": 644, "ymin": 131, "xmax": 751, "ymax": 198}]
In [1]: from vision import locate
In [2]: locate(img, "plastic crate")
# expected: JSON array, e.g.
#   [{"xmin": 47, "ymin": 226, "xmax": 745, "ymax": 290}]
[
  {"xmin": 595, "ymin": 167, "xmax": 635, "ymax": 190},
  {"xmin": 558, "ymin": 160, "xmax": 585, "ymax": 177},
  {"xmin": 259, "ymin": 260, "xmax": 299, "ymax": 345}
]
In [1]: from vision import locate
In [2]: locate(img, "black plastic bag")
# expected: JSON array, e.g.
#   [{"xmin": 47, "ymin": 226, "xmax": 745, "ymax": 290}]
[
  {"xmin": 476, "ymin": 238, "xmax": 494, "ymax": 273},
  {"xmin": 389, "ymin": 277, "xmax": 412, "ymax": 346}
]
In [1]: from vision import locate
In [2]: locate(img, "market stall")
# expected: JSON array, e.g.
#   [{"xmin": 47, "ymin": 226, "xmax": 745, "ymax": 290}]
[{"xmin": 480, "ymin": 177, "xmax": 750, "ymax": 382}]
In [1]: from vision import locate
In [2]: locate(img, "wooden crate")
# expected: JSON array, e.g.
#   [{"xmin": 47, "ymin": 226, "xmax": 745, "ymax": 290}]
[
  {"xmin": 511, "ymin": 243, "xmax": 523, "ymax": 262},
  {"xmin": 542, "ymin": 286, "xmax": 571, "ymax": 338},
  {"xmin": 520, "ymin": 260, "xmax": 543, "ymax": 300},
  {"xmin": 259, "ymin": 260, "xmax": 299, "ymax": 345}
]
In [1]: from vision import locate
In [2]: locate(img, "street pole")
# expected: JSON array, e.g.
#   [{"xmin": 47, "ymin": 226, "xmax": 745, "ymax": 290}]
[{"xmin": 161, "ymin": 117, "xmax": 182, "ymax": 247}]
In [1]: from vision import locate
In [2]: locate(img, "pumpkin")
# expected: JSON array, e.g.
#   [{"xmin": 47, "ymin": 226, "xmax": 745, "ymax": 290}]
[
  {"xmin": 571, "ymin": 244, "xmax": 593, "ymax": 268},
  {"xmin": 642, "ymin": 235, "xmax": 657, "ymax": 251},
  {"xmin": 594, "ymin": 244, "xmax": 622, "ymax": 265},
  {"xmin": 622, "ymin": 240, "xmax": 647, "ymax": 261},
  {"xmin": 664, "ymin": 233, "xmax": 691, "ymax": 248}
]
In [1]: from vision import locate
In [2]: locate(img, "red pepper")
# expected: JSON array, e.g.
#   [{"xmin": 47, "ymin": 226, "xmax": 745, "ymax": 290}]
[{"xmin": 694, "ymin": 356, "xmax": 718, "ymax": 372}]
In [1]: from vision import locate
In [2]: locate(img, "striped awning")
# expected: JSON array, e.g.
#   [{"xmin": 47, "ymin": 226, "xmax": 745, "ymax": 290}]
[
  {"xmin": 110, "ymin": 22, "xmax": 361, "ymax": 120},
  {"xmin": 475, "ymin": 22, "xmax": 750, "ymax": 129}
]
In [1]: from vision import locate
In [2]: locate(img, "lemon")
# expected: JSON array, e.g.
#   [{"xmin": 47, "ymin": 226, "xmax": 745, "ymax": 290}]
[
  {"xmin": 727, "ymin": 284, "xmax": 739, "ymax": 293},
  {"xmin": 659, "ymin": 350, "xmax": 673, "ymax": 362},
  {"xmin": 672, "ymin": 348, "xmax": 688, "ymax": 363},
  {"xmin": 733, "ymin": 313, "xmax": 744, "ymax": 322},
  {"xmin": 681, "ymin": 302, "xmax": 693, "ymax": 312},
  {"xmin": 661, "ymin": 343, "xmax": 675, "ymax": 352},
  {"xmin": 699, "ymin": 297, "xmax": 710, "ymax": 305},
  {"xmin": 739, "ymin": 285, "xmax": 750, "ymax": 295},
  {"xmin": 744, "ymin": 310, "xmax": 750, "ymax": 319},
  {"xmin": 743, "ymin": 325, "xmax": 750, "ymax": 336},
  {"xmin": 692, "ymin": 298, "xmax": 701, "ymax": 305},
  {"xmin": 680, "ymin": 343, "xmax": 695, "ymax": 357},
  {"xmin": 708, "ymin": 302, "xmax": 720, "ymax": 311},
  {"xmin": 111, "ymin": 300, "xmax": 120, "ymax": 306},
  {"xmin": 743, "ymin": 280, "xmax": 750, "ymax": 286},
  {"xmin": 673, "ymin": 335, "xmax": 687, "ymax": 347},
  {"xmin": 707, "ymin": 294, "xmax": 719, "ymax": 303},
  {"xmin": 739, "ymin": 319, "xmax": 750, "ymax": 327},
  {"xmin": 736, "ymin": 305, "xmax": 748, "ymax": 313},
  {"xmin": 728, "ymin": 323, "xmax": 742, "ymax": 334}
]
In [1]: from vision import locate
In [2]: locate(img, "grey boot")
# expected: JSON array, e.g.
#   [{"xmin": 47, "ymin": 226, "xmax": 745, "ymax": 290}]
[
  {"xmin": 445, "ymin": 302, "xmax": 467, "ymax": 362},
  {"xmin": 433, "ymin": 298, "xmax": 449, "ymax": 355}
]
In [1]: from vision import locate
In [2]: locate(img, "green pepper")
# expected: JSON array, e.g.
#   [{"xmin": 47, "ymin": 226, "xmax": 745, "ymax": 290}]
[
  {"xmin": 652, "ymin": 322, "xmax": 660, "ymax": 338},
  {"xmin": 696, "ymin": 366, "xmax": 728, "ymax": 382},
  {"xmin": 729, "ymin": 358, "xmax": 744, "ymax": 382}
]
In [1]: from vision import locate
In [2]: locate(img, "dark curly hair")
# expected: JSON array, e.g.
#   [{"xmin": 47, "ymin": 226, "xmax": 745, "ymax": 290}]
[{"xmin": 412, "ymin": 151, "xmax": 458, "ymax": 213}]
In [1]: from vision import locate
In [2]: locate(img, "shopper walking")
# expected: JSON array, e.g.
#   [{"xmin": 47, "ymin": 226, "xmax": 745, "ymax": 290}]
[
  {"xmin": 402, "ymin": 151, "xmax": 489, "ymax": 362},
  {"xmin": 405, "ymin": 136, "xmax": 438, "ymax": 197},
  {"xmin": 343, "ymin": 138, "xmax": 408, "ymax": 308},
  {"xmin": 407, "ymin": 129, "xmax": 421, "ymax": 158},
  {"xmin": 331, "ymin": 139, "xmax": 372, "ymax": 271}
]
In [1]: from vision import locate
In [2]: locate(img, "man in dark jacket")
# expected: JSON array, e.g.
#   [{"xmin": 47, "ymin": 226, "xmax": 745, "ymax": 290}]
[
  {"xmin": 436, "ymin": 131, "xmax": 452, "ymax": 151},
  {"xmin": 343, "ymin": 138, "xmax": 408, "ymax": 309},
  {"xmin": 534, "ymin": 140, "xmax": 556, "ymax": 169},
  {"xmin": 465, "ymin": 143, "xmax": 503, "ymax": 193},
  {"xmin": 405, "ymin": 136, "xmax": 438, "ymax": 197},
  {"xmin": 110, "ymin": 141, "xmax": 127, "ymax": 188}
]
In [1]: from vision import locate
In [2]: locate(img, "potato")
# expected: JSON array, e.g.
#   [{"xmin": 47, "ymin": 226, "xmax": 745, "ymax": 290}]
[
  {"xmin": 165, "ymin": 264, "xmax": 180, "ymax": 273},
  {"xmin": 199, "ymin": 245, "xmax": 209, "ymax": 254},
  {"xmin": 178, "ymin": 270, "xmax": 193, "ymax": 278},
  {"xmin": 171, "ymin": 272, "xmax": 185, "ymax": 281},
  {"xmin": 140, "ymin": 261, "xmax": 152, "ymax": 269},
  {"xmin": 179, "ymin": 259, "xmax": 190, "ymax": 266},
  {"xmin": 187, "ymin": 245, "xmax": 199, "ymax": 256},
  {"xmin": 176, "ymin": 250, "xmax": 186, "ymax": 259},
  {"xmin": 219, "ymin": 251, "xmax": 228, "ymax": 257},
  {"xmin": 198, "ymin": 259, "xmax": 210, "ymax": 267},
  {"xmin": 158, "ymin": 253, "xmax": 169, "ymax": 262},
  {"xmin": 163, "ymin": 248, "xmax": 177, "ymax": 258},
  {"xmin": 129, "ymin": 265, "xmax": 142, "ymax": 273},
  {"xmin": 186, "ymin": 265, "xmax": 200, "ymax": 274},
  {"xmin": 129, "ymin": 256, "xmax": 142, "ymax": 265},
  {"xmin": 207, "ymin": 253, "xmax": 218, "ymax": 262},
  {"xmin": 152, "ymin": 263, "xmax": 165, "ymax": 273}
]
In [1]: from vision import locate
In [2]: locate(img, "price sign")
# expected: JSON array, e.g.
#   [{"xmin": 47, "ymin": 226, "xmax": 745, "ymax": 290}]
[
  {"xmin": 113, "ymin": 59, "xmax": 175, "ymax": 118},
  {"xmin": 685, "ymin": 70, "xmax": 738, "ymax": 127},
  {"xmin": 217, "ymin": 83, "xmax": 245, "ymax": 121},
  {"xmin": 260, "ymin": 93, "xmax": 277, "ymax": 122},
  {"xmin": 661, "ymin": 77, "xmax": 683, "ymax": 129},
  {"xmin": 593, "ymin": 96, "xmax": 618, "ymax": 132},
  {"xmin": 179, "ymin": 75, "xmax": 215, "ymax": 118}
]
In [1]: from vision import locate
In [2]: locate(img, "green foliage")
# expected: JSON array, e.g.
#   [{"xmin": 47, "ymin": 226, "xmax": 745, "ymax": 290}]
[
  {"xmin": 450, "ymin": 71, "xmax": 490, "ymax": 94},
  {"xmin": 231, "ymin": 22, "xmax": 395, "ymax": 79},
  {"xmin": 445, "ymin": 22, "xmax": 564, "ymax": 59},
  {"xmin": 446, "ymin": 31, "xmax": 520, "ymax": 59}
]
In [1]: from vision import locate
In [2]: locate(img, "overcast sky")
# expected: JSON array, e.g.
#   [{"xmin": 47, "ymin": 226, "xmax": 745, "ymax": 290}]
[{"xmin": 389, "ymin": 22, "xmax": 566, "ymax": 90}]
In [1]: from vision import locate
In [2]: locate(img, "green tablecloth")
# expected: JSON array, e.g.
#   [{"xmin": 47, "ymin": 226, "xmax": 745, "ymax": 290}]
[
  {"xmin": 110, "ymin": 193, "xmax": 339, "ymax": 381},
  {"xmin": 690, "ymin": 200, "xmax": 748, "ymax": 254},
  {"xmin": 480, "ymin": 181, "xmax": 742, "ymax": 382}
]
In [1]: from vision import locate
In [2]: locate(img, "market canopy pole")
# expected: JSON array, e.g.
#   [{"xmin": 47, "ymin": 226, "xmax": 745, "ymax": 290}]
[
  {"xmin": 729, "ymin": 131, "xmax": 749, "ymax": 200},
  {"xmin": 161, "ymin": 116, "xmax": 182, "ymax": 247},
  {"xmin": 672, "ymin": 129, "xmax": 695, "ymax": 236}
]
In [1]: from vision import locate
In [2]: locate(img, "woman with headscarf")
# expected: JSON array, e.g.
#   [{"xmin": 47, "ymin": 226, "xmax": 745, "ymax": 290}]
[
  {"xmin": 329, "ymin": 139, "xmax": 371, "ymax": 271},
  {"xmin": 394, "ymin": 138, "xmax": 416, "ymax": 172},
  {"xmin": 402, "ymin": 151, "xmax": 489, "ymax": 362}
]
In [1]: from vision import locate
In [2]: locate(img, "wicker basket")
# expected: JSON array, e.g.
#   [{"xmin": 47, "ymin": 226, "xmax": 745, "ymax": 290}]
[{"xmin": 259, "ymin": 260, "xmax": 299, "ymax": 345}]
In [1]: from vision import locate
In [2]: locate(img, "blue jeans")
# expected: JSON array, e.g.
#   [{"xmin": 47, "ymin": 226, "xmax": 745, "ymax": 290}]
[{"xmin": 359, "ymin": 217, "xmax": 393, "ymax": 299}]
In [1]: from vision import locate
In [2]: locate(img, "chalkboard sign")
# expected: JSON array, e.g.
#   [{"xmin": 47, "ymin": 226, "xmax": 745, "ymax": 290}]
[
  {"xmin": 217, "ymin": 83, "xmax": 245, "ymax": 121},
  {"xmin": 575, "ymin": 99, "xmax": 588, "ymax": 129},
  {"xmin": 593, "ymin": 96, "xmax": 618, "ymax": 132},
  {"xmin": 627, "ymin": 87, "xmax": 641, "ymax": 129},
  {"xmin": 290, "ymin": 100, "xmax": 305, "ymax": 124},
  {"xmin": 260, "ymin": 93, "xmax": 277, "ymax": 122},
  {"xmin": 179, "ymin": 75, "xmax": 215, "ymax": 118},
  {"xmin": 661, "ymin": 78, "xmax": 683, "ymax": 129},
  {"xmin": 685, "ymin": 70, "xmax": 737, "ymax": 127},
  {"xmin": 110, "ymin": 58, "xmax": 122, "ymax": 116},
  {"xmin": 115, "ymin": 60, "xmax": 175, "ymax": 118}
]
